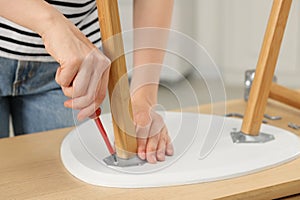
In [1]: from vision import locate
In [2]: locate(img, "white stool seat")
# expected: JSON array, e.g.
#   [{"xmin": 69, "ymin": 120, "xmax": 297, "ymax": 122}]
[{"xmin": 61, "ymin": 112, "xmax": 300, "ymax": 188}]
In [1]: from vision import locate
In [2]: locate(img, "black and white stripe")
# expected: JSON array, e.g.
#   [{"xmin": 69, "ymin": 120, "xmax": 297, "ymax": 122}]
[{"xmin": 0, "ymin": 0, "xmax": 101, "ymax": 61}]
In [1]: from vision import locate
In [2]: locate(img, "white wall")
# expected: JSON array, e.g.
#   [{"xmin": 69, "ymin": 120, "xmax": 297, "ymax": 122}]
[
  {"xmin": 195, "ymin": 0, "xmax": 300, "ymax": 88},
  {"xmin": 119, "ymin": 0, "xmax": 300, "ymax": 88}
]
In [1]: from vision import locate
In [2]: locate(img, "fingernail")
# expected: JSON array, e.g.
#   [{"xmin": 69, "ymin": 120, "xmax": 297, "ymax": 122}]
[
  {"xmin": 64, "ymin": 101, "xmax": 71, "ymax": 108},
  {"xmin": 138, "ymin": 151, "xmax": 146, "ymax": 160},
  {"xmin": 167, "ymin": 148, "xmax": 174, "ymax": 156},
  {"xmin": 157, "ymin": 153, "xmax": 165, "ymax": 161},
  {"xmin": 77, "ymin": 115, "xmax": 84, "ymax": 122},
  {"xmin": 150, "ymin": 154, "xmax": 157, "ymax": 164}
]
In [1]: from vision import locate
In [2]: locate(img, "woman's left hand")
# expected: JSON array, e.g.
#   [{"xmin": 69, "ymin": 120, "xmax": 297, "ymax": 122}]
[{"xmin": 132, "ymin": 100, "xmax": 174, "ymax": 164}]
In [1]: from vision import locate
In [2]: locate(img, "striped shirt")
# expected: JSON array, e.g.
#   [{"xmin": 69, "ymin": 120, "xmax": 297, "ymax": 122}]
[{"xmin": 0, "ymin": 0, "xmax": 101, "ymax": 62}]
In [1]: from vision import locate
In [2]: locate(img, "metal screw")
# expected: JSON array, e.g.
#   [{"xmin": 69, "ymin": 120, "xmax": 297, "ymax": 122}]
[
  {"xmin": 288, "ymin": 122, "xmax": 300, "ymax": 130},
  {"xmin": 225, "ymin": 113, "xmax": 268, "ymax": 123},
  {"xmin": 264, "ymin": 114, "xmax": 282, "ymax": 120}
]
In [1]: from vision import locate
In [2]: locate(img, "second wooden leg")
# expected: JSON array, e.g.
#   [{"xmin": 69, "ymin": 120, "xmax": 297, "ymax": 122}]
[{"xmin": 241, "ymin": 0, "xmax": 292, "ymax": 136}]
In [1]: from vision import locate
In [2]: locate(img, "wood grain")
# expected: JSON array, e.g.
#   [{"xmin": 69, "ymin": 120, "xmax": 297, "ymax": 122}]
[
  {"xmin": 269, "ymin": 83, "xmax": 300, "ymax": 109},
  {"xmin": 241, "ymin": 0, "xmax": 292, "ymax": 136},
  {"xmin": 96, "ymin": 0, "xmax": 137, "ymax": 158},
  {"xmin": 0, "ymin": 99, "xmax": 299, "ymax": 200}
]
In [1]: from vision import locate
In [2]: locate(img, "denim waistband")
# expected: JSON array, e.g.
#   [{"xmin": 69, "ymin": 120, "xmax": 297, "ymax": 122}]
[{"xmin": 0, "ymin": 57, "xmax": 61, "ymax": 96}]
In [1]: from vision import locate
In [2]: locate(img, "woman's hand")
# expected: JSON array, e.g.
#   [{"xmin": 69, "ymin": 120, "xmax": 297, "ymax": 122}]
[
  {"xmin": 131, "ymin": 94, "xmax": 174, "ymax": 164},
  {"xmin": 0, "ymin": 1, "xmax": 110, "ymax": 120},
  {"xmin": 41, "ymin": 13, "xmax": 110, "ymax": 121}
]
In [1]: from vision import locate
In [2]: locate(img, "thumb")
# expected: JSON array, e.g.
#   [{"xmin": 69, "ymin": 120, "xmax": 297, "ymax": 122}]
[
  {"xmin": 56, "ymin": 61, "xmax": 78, "ymax": 87},
  {"xmin": 55, "ymin": 66, "xmax": 62, "ymax": 85}
]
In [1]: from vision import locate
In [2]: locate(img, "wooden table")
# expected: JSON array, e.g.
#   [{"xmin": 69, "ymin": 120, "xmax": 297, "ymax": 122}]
[{"xmin": 1, "ymin": 99, "xmax": 299, "ymax": 200}]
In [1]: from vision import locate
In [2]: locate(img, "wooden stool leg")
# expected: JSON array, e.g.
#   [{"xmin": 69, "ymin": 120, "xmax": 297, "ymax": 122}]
[
  {"xmin": 241, "ymin": 0, "xmax": 292, "ymax": 136},
  {"xmin": 269, "ymin": 83, "xmax": 300, "ymax": 109},
  {"xmin": 96, "ymin": 0, "xmax": 137, "ymax": 159}
]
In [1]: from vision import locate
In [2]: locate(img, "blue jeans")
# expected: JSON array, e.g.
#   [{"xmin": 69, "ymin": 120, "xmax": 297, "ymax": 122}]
[{"xmin": 0, "ymin": 57, "xmax": 75, "ymax": 138}]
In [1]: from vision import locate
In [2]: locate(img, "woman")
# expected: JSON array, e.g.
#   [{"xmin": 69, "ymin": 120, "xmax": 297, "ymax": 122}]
[{"xmin": 0, "ymin": 0, "xmax": 174, "ymax": 163}]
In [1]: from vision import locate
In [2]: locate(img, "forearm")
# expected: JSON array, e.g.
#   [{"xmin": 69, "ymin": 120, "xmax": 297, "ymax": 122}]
[
  {"xmin": 131, "ymin": 0, "xmax": 174, "ymax": 104},
  {"xmin": 0, "ymin": 0, "xmax": 65, "ymax": 36}
]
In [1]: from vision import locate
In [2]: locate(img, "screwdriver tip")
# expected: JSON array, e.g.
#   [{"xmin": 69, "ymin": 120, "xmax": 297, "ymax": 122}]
[{"xmin": 112, "ymin": 153, "xmax": 118, "ymax": 164}]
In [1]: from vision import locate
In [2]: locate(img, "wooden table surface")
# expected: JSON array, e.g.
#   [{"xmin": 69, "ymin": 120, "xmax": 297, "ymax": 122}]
[{"xmin": 1, "ymin": 99, "xmax": 299, "ymax": 200}]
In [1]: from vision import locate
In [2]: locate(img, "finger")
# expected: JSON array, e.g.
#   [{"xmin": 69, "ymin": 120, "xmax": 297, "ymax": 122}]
[
  {"xmin": 149, "ymin": 111, "xmax": 164, "ymax": 137},
  {"xmin": 76, "ymin": 102, "xmax": 99, "ymax": 121},
  {"xmin": 75, "ymin": 69, "xmax": 109, "ymax": 120},
  {"xmin": 62, "ymin": 53, "xmax": 97, "ymax": 99},
  {"xmin": 166, "ymin": 133, "xmax": 174, "ymax": 156},
  {"xmin": 71, "ymin": 68, "xmax": 109, "ymax": 110},
  {"xmin": 146, "ymin": 134, "xmax": 160, "ymax": 164},
  {"xmin": 57, "ymin": 61, "xmax": 78, "ymax": 87},
  {"xmin": 134, "ymin": 110, "xmax": 152, "ymax": 160},
  {"xmin": 137, "ymin": 138, "xmax": 147, "ymax": 160},
  {"xmin": 136, "ymin": 124, "xmax": 150, "ymax": 160},
  {"xmin": 68, "ymin": 95, "xmax": 94, "ymax": 110},
  {"xmin": 64, "ymin": 99, "xmax": 72, "ymax": 108},
  {"xmin": 95, "ymin": 67, "xmax": 109, "ymax": 103},
  {"xmin": 55, "ymin": 66, "xmax": 62, "ymax": 85},
  {"xmin": 89, "ymin": 107, "xmax": 101, "ymax": 119},
  {"xmin": 70, "ymin": 51, "xmax": 104, "ymax": 98},
  {"xmin": 156, "ymin": 127, "xmax": 168, "ymax": 161},
  {"xmin": 61, "ymin": 86, "xmax": 73, "ymax": 98},
  {"xmin": 71, "ymin": 64, "xmax": 92, "ymax": 98}
]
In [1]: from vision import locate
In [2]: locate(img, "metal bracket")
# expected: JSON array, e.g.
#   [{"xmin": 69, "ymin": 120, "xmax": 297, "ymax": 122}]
[
  {"xmin": 225, "ymin": 113, "xmax": 268, "ymax": 124},
  {"xmin": 103, "ymin": 155, "xmax": 146, "ymax": 167},
  {"xmin": 244, "ymin": 69, "xmax": 277, "ymax": 101},
  {"xmin": 263, "ymin": 114, "xmax": 282, "ymax": 120},
  {"xmin": 288, "ymin": 122, "xmax": 300, "ymax": 130},
  {"xmin": 231, "ymin": 130, "xmax": 275, "ymax": 144}
]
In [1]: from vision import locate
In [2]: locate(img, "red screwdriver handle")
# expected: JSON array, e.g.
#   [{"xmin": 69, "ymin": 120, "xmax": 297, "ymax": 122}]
[
  {"xmin": 90, "ymin": 108, "xmax": 116, "ymax": 155},
  {"xmin": 89, "ymin": 107, "xmax": 101, "ymax": 119},
  {"xmin": 94, "ymin": 117, "xmax": 115, "ymax": 155}
]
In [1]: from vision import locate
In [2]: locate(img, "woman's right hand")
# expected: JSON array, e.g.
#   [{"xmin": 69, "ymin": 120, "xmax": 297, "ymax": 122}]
[
  {"xmin": 0, "ymin": 1, "xmax": 110, "ymax": 120},
  {"xmin": 40, "ymin": 11, "xmax": 111, "ymax": 121}
]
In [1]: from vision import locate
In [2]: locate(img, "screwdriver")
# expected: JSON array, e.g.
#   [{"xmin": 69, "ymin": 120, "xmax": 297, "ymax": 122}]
[{"xmin": 90, "ymin": 108, "xmax": 118, "ymax": 163}]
